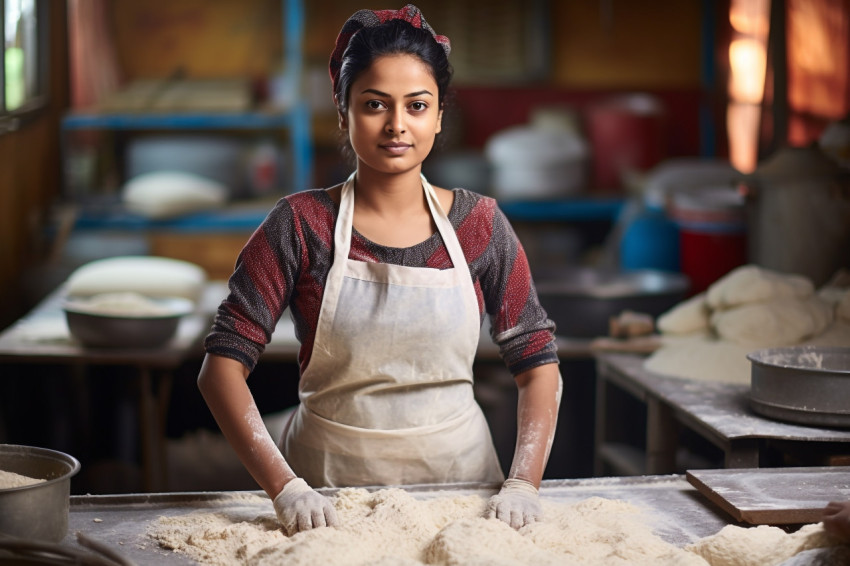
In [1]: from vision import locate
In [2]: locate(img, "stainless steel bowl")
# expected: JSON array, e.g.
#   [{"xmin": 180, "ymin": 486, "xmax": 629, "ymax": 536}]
[
  {"xmin": 748, "ymin": 346, "xmax": 850, "ymax": 428},
  {"xmin": 64, "ymin": 296, "xmax": 194, "ymax": 348},
  {"xmin": 0, "ymin": 444, "xmax": 81, "ymax": 542},
  {"xmin": 533, "ymin": 267, "xmax": 690, "ymax": 338}
]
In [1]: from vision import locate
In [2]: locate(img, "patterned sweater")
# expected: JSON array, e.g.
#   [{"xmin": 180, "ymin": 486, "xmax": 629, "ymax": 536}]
[{"xmin": 204, "ymin": 187, "xmax": 558, "ymax": 376}]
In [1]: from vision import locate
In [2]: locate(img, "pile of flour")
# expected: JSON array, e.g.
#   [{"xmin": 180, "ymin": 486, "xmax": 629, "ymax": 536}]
[
  {"xmin": 0, "ymin": 469, "xmax": 45, "ymax": 489},
  {"xmin": 148, "ymin": 489, "xmax": 838, "ymax": 566}
]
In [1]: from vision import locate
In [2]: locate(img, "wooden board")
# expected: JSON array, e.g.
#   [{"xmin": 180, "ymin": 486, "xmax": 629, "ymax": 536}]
[{"xmin": 686, "ymin": 466, "xmax": 850, "ymax": 525}]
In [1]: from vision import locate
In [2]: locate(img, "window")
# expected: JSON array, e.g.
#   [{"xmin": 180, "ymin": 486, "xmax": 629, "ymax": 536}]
[{"xmin": 1, "ymin": 0, "xmax": 47, "ymax": 133}]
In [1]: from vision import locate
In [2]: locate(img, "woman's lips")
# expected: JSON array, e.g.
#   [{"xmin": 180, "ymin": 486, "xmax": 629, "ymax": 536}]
[{"xmin": 380, "ymin": 142, "xmax": 411, "ymax": 155}]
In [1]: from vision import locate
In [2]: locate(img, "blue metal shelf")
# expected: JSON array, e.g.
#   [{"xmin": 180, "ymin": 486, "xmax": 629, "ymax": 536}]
[
  {"xmin": 69, "ymin": 196, "xmax": 627, "ymax": 235},
  {"xmin": 500, "ymin": 197, "xmax": 625, "ymax": 222},
  {"xmin": 61, "ymin": 110, "xmax": 299, "ymax": 131},
  {"xmin": 60, "ymin": 0, "xmax": 312, "ymax": 194}
]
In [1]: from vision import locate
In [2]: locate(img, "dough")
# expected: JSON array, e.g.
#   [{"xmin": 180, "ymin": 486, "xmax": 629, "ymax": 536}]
[
  {"xmin": 656, "ymin": 293, "xmax": 710, "ymax": 335},
  {"xmin": 65, "ymin": 292, "xmax": 175, "ymax": 316},
  {"xmin": 645, "ymin": 321, "xmax": 850, "ymax": 384},
  {"xmin": 706, "ymin": 266, "xmax": 814, "ymax": 310},
  {"xmin": 644, "ymin": 335, "xmax": 753, "ymax": 384},
  {"xmin": 65, "ymin": 256, "xmax": 207, "ymax": 302},
  {"xmin": 0, "ymin": 469, "xmax": 45, "ymax": 489},
  {"xmin": 686, "ymin": 523, "xmax": 836, "ymax": 566},
  {"xmin": 149, "ymin": 490, "xmax": 708, "ymax": 566},
  {"xmin": 710, "ymin": 296, "xmax": 834, "ymax": 347},
  {"xmin": 123, "ymin": 170, "xmax": 228, "ymax": 219}
]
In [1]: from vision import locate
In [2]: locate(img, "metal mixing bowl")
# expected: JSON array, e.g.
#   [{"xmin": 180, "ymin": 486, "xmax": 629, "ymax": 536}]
[
  {"xmin": 63, "ymin": 296, "xmax": 194, "ymax": 348},
  {"xmin": 748, "ymin": 346, "xmax": 850, "ymax": 428},
  {"xmin": 0, "ymin": 444, "xmax": 81, "ymax": 542}
]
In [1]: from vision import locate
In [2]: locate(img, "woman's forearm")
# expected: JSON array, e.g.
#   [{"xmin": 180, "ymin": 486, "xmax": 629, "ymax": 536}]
[
  {"xmin": 197, "ymin": 353, "xmax": 296, "ymax": 498},
  {"xmin": 508, "ymin": 362, "xmax": 562, "ymax": 488}
]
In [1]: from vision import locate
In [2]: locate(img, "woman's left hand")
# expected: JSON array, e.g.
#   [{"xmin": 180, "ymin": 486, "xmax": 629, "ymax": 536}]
[{"xmin": 485, "ymin": 478, "xmax": 542, "ymax": 529}]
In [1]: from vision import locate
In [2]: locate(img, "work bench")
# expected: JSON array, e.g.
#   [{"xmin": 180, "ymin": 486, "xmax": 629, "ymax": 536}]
[{"xmin": 594, "ymin": 352, "xmax": 850, "ymax": 476}]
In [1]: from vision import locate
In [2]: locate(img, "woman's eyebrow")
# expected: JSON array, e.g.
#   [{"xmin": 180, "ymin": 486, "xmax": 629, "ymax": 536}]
[{"xmin": 360, "ymin": 88, "xmax": 433, "ymax": 97}]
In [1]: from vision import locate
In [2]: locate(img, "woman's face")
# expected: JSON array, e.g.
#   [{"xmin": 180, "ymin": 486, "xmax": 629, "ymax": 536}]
[{"xmin": 342, "ymin": 54, "xmax": 442, "ymax": 177}]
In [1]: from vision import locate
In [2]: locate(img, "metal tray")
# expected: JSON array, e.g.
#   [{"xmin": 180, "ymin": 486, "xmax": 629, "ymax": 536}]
[{"xmin": 748, "ymin": 346, "xmax": 850, "ymax": 428}]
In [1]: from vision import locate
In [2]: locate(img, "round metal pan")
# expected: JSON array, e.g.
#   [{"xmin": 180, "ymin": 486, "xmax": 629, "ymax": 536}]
[
  {"xmin": 0, "ymin": 444, "xmax": 81, "ymax": 542},
  {"xmin": 748, "ymin": 346, "xmax": 850, "ymax": 428}
]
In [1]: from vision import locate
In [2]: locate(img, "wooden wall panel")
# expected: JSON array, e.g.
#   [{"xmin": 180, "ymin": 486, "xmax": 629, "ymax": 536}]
[{"xmin": 0, "ymin": 3, "xmax": 68, "ymax": 330}]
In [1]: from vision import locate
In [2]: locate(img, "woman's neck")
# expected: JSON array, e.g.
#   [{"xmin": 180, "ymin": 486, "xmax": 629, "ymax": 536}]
[
  {"xmin": 351, "ymin": 166, "xmax": 436, "ymax": 248},
  {"xmin": 352, "ymin": 167, "xmax": 425, "ymax": 215}
]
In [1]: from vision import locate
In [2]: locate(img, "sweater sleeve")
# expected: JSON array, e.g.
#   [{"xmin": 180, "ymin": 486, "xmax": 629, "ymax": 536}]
[
  {"xmin": 203, "ymin": 197, "xmax": 302, "ymax": 371},
  {"xmin": 459, "ymin": 192, "xmax": 558, "ymax": 375}
]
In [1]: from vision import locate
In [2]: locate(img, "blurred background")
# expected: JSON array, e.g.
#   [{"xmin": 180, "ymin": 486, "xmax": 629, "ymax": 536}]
[{"xmin": 1, "ymin": 0, "xmax": 849, "ymax": 493}]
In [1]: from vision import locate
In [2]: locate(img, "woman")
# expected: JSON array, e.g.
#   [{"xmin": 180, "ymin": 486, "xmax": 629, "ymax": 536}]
[
  {"xmin": 823, "ymin": 501, "xmax": 850, "ymax": 540},
  {"xmin": 198, "ymin": 4, "xmax": 562, "ymax": 536}
]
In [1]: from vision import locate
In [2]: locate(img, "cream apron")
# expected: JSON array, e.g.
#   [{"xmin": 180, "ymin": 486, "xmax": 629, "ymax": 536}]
[{"xmin": 281, "ymin": 173, "xmax": 504, "ymax": 488}]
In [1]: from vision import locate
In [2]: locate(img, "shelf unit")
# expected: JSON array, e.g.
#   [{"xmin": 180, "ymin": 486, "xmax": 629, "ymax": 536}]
[
  {"xmin": 60, "ymin": 0, "xmax": 312, "ymax": 194},
  {"xmin": 499, "ymin": 197, "xmax": 625, "ymax": 223}
]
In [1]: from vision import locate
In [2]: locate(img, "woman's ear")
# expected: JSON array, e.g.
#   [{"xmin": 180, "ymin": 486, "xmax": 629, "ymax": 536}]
[
  {"xmin": 334, "ymin": 94, "xmax": 348, "ymax": 130},
  {"xmin": 435, "ymin": 108, "xmax": 443, "ymax": 135}
]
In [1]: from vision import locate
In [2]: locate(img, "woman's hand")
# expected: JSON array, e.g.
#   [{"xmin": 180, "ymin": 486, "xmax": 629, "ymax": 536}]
[
  {"xmin": 273, "ymin": 478, "xmax": 339, "ymax": 536},
  {"xmin": 489, "ymin": 363, "xmax": 561, "ymax": 528},
  {"xmin": 485, "ymin": 478, "xmax": 542, "ymax": 529},
  {"xmin": 822, "ymin": 501, "xmax": 850, "ymax": 540}
]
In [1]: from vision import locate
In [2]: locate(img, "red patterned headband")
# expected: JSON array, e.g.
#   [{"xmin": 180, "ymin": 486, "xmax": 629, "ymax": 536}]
[{"xmin": 329, "ymin": 4, "xmax": 451, "ymax": 94}]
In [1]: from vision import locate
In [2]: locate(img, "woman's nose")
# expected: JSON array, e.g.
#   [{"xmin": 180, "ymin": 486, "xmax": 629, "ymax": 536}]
[{"xmin": 386, "ymin": 108, "xmax": 406, "ymax": 134}]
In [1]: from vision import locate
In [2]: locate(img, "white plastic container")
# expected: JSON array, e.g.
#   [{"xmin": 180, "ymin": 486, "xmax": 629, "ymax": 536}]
[{"xmin": 485, "ymin": 125, "xmax": 589, "ymax": 200}]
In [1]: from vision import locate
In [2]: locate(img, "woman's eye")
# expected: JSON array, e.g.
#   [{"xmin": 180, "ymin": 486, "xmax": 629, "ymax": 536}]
[
  {"xmin": 410, "ymin": 102, "xmax": 427, "ymax": 111},
  {"xmin": 366, "ymin": 100, "xmax": 385, "ymax": 110}
]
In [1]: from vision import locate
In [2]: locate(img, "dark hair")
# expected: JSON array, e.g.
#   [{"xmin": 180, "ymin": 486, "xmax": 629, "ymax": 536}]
[{"xmin": 334, "ymin": 19, "xmax": 453, "ymax": 116}]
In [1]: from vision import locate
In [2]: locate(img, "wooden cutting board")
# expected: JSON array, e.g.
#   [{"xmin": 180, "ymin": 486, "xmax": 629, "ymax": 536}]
[{"xmin": 686, "ymin": 466, "xmax": 850, "ymax": 525}]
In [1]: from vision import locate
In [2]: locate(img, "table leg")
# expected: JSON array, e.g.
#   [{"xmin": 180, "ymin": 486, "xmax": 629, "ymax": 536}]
[
  {"xmin": 593, "ymin": 369, "xmax": 608, "ymax": 476},
  {"xmin": 137, "ymin": 367, "xmax": 171, "ymax": 492},
  {"xmin": 646, "ymin": 398, "xmax": 678, "ymax": 474},
  {"xmin": 725, "ymin": 439, "xmax": 759, "ymax": 468}
]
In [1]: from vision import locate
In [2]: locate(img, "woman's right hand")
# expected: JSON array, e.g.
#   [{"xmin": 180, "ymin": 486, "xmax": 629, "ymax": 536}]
[
  {"xmin": 822, "ymin": 501, "xmax": 850, "ymax": 540},
  {"xmin": 273, "ymin": 477, "xmax": 339, "ymax": 536}
]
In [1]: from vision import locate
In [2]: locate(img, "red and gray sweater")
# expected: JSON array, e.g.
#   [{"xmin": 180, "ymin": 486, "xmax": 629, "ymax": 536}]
[{"xmin": 204, "ymin": 188, "xmax": 558, "ymax": 376}]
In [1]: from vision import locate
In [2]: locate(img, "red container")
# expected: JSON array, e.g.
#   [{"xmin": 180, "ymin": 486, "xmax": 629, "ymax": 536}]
[
  {"xmin": 672, "ymin": 187, "xmax": 747, "ymax": 294},
  {"xmin": 586, "ymin": 94, "xmax": 667, "ymax": 191}
]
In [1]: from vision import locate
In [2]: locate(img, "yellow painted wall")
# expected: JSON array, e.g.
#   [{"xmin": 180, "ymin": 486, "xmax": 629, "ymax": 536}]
[
  {"xmin": 109, "ymin": 0, "xmax": 704, "ymax": 88},
  {"xmin": 551, "ymin": 0, "xmax": 703, "ymax": 88},
  {"xmin": 111, "ymin": 0, "xmax": 283, "ymax": 79}
]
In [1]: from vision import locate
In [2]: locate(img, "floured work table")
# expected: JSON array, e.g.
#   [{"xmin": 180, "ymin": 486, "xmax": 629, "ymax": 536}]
[
  {"xmin": 57, "ymin": 476, "xmax": 729, "ymax": 565},
  {"xmin": 594, "ymin": 353, "xmax": 850, "ymax": 476}
]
